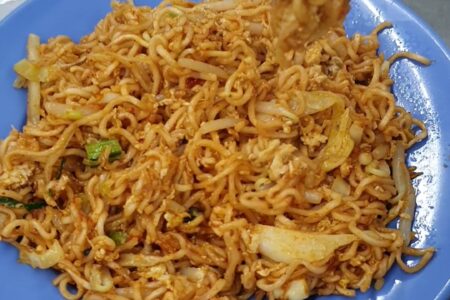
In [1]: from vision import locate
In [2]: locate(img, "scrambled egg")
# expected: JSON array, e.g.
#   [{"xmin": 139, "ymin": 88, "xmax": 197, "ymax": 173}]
[{"xmin": 0, "ymin": 163, "xmax": 34, "ymax": 189}]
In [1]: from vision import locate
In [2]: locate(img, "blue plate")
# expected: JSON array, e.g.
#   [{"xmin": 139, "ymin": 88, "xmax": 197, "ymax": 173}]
[{"xmin": 0, "ymin": 0, "xmax": 449, "ymax": 299}]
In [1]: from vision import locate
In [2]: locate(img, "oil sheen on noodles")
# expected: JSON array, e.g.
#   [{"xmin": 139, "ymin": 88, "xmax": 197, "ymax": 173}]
[{"xmin": 0, "ymin": 0, "xmax": 434, "ymax": 299}]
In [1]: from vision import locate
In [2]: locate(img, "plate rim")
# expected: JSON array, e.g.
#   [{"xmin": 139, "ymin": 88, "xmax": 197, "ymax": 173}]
[{"xmin": 0, "ymin": 0, "xmax": 26, "ymax": 25}]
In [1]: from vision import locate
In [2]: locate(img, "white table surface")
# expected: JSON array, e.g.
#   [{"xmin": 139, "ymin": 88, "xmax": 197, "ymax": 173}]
[{"xmin": 0, "ymin": 0, "xmax": 448, "ymax": 47}]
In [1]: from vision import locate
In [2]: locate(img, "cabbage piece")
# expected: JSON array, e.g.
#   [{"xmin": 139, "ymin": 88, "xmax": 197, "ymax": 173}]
[
  {"xmin": 331, "ymin": 177, "xmax": 351, "ymax": 196},
  {"xmin": 273, "ymin": 278, "xmax": 309, "ymax": 300},
  {"xmin": 19, "ymin": 240, "xmax": 64, "ymax": 269},
  {"xmin": 391, "ymin": 143, "xmax": 408, "ymax": 204},
  {"xmin": 256, "ymin": 91, "xmax": 343, "ymax": 123},
  {"xmin": 256, "ymin": 101, "xmax": 299, "ymax": 122},
  {"xmin": 285, "ymin": 279, "xmax": 309, "ymax": 300},
  {"xmin": 108, "ymin": 231, "xmax": 127, "ymax": 246},
  {"xmin": 301, "ymin": 91, "xmax": 343, "ymax": 116},
  {"xmin": 286, "ymin": 91, "xmax": 344, "ymax": 117},
  {"xmin": 179, "ymin": 267, "xmax": 205, "ymax": 282},
  {"xmin": 317, "ymin": 108, "xmax": 355, "ymax": 172},
  {"xmin": 199, "ymin": 118, "xmax": 240, "ymax": 134},
  {"xmin": 119, "ymin": 254, "xmax": 167, "ymax": 267},
  {"xmin": 198, "ymin": 0, "xmax": 237, "ymax": 11},
  {"xmin": 14, "ymin": 59, "xmax": 50, "ymax": 82},
  {"xmin": 44, "ymin": 102, "xmax": 98, "ymax": 121},
  {"xmin": 249, "ymin": 225, "xmax": 356, "ymax": 263},
  {"xmin": 392, "ymin": 143, "xmax": 416, "ymax": 246}
]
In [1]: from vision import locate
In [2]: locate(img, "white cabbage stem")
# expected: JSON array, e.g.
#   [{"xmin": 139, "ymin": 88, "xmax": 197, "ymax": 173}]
[
  {"xmin": 44, "ymin": 102, "xmax": 98, "ymax": 120},
  {"xmin": 199, "ymin": 118, "xmax": 239, "ymax": 134},
  {"xmin": 19, "ymin": 240, "xmax": 64, "ymax": 269},
  {"xmin": 178, "ymin": 57, "xmax": 228, "ymax": 79},
  {"xmin": 249, "ymin": 225, "xmax": 356, "ymax": 263}
]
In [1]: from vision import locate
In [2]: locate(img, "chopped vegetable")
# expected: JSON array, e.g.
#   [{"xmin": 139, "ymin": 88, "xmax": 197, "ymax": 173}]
[
  {"xmin": 199, "ymin": 118, "xmax": 239, "ymax": 135},
  {"xmin": 392, "ymin": 143, "xmax": 416, "ymax": 246},
  {"xmin": 366, "ymin": 160, "xmax": 391, "ymax": 177},
  {"xmin": 44, "ymin": 102, "xmax": 97, "ymax": 121},
  {"xmin": 301, "ymin": 91, "xmax": 343, "ymax": 116},
  {"xmin": 85, "ymin": 140, "xmax": 122, "ymax": 162},
  {"xmin": 391, "ymin": 143, "xmax": 408, "ymax": 204},
  {"xmin": 0, "ymin": 197, "xmax": 24, "ymax": 209},
  {"xmin": 14, "ymin": 59, "xmax": 50, "ymax": 82},
  {"xmin": 282, "ymin": 279, "xmax": 309, "ymax": 300},
  {"xmin": 199, "ymin": 0, "xmax": 237, "ymax": 12},
  {"xmin": 349, "ymin": 123, "xmax": 364, "ymax": 144},
  {"xmin": 249, "ymin": 225, "xmax": 356, "ymax": 263},
  {"xmin": 19, "ymin": 240, "xmax": 64, "ymax": 269},
  {"xmin": 259, "ymin": 91, "xmax": 345, "ymax": 122},
  {"xmin": 55, "ymin": 158, "xmax": 66, "ymax": 180},
  {"xmin": 0, "ymin": 197, "xmax": 46, "ymax": 211},
  {"xmin": 256, "ymin": 101, "xmax": 299, "ymax": 122},
  {"xmin": 118, "ymin": 253, "xmax": 161, "ymax": 267},
  {"xmin": 317, "ymin": 108, "xmax": 355, "ymax": 172},
  {"xmin": 167, "ymin": 11, "xmax": 178, "ymax": 18},
  {"xmin": 331, "ymin": 177, "xmax": 351, "ymax": 196},
  {"xmin": 108, "ymin": 231, "xmax": 127, "ymax": 246},
  {"xmin": 180, "ymin": 267, "xmax": 205, "ymax": 282},
  {"xmin": 304, "ymin": 190, "xmax": 322, "ymax": 204},
  {"xmin": 23, "ymin": 201, "xmax": 47, "ymax": 211}
]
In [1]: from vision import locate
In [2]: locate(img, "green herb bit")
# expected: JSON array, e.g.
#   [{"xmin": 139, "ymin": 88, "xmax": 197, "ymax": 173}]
[
  {"xmin": 0, "ymin": 197, "xmax": 24, "ymax": 209},
  {"xmin": 0, "ymin": 197, "xmax": 46, "ymax": 211},
  {"xmin": 85, "ymin": 139, "xmax": 122, "ymax": 162},
  {"xmin": 55, "ymin": 158, "xmax": 66, "ymax": 180},
  {"xmin": 23, "ymin": 201, "xmax": 47, "ymax": 211},
  {"xmin": 167, "ymin": 11, "xmax": 178, "ymax": 18},
  {"xmin": 108, "ymin": 231, "xmax": 128, "ymax": 246}
]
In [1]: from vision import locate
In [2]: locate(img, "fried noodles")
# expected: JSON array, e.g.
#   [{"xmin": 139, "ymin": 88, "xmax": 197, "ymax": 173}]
[{"xmin": 0, "ymin": 0, "xmax": 434, "ymax": 299}]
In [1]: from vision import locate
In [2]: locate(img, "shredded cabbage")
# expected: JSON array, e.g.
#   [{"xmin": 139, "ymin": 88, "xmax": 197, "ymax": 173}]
[
  {"xmin": 19, "ymin": 240, "xmax": 64, "ymax": 269},
  {"xmin": 318, "ymin": 108, "xmax": 355, "ymax": 172},
  {"xmin": 285, "ymin": 279, "xmax": 309, "ymax": 300},
  {"xmin": 286, "ymin": 91, "xmax": 343, "ymax": 117},
  {"xmin": 44, "ymin": 102, "xmax": 97, "ymax": 120},
  {"xmin": 179, "ymin": 267, "xmax": 206, "ymax": 282},
  {"xmin": 250, "ymin": 225, "xmax": 356, "ymax": 263},
  {"xmin": 331, "ymin": 177, "xmax": 351, "ymax": 196},
  {"xmin": 14, "ymin": 59, "xmax": 50, "ymax": 82},
  {"xmin": 391, "ymin": 143, "xmax": 409, "ymax": 205},
  {"xmin": 118, "ymin": 254, "xmax": 164, "ymax": 267},
  {"xmin": 392, "ymin": 143, "xmax": 416, "ymax": 246},
  {"xmin": 301, "ymin": 91, "xmax": 343, "ymax": 116}
]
